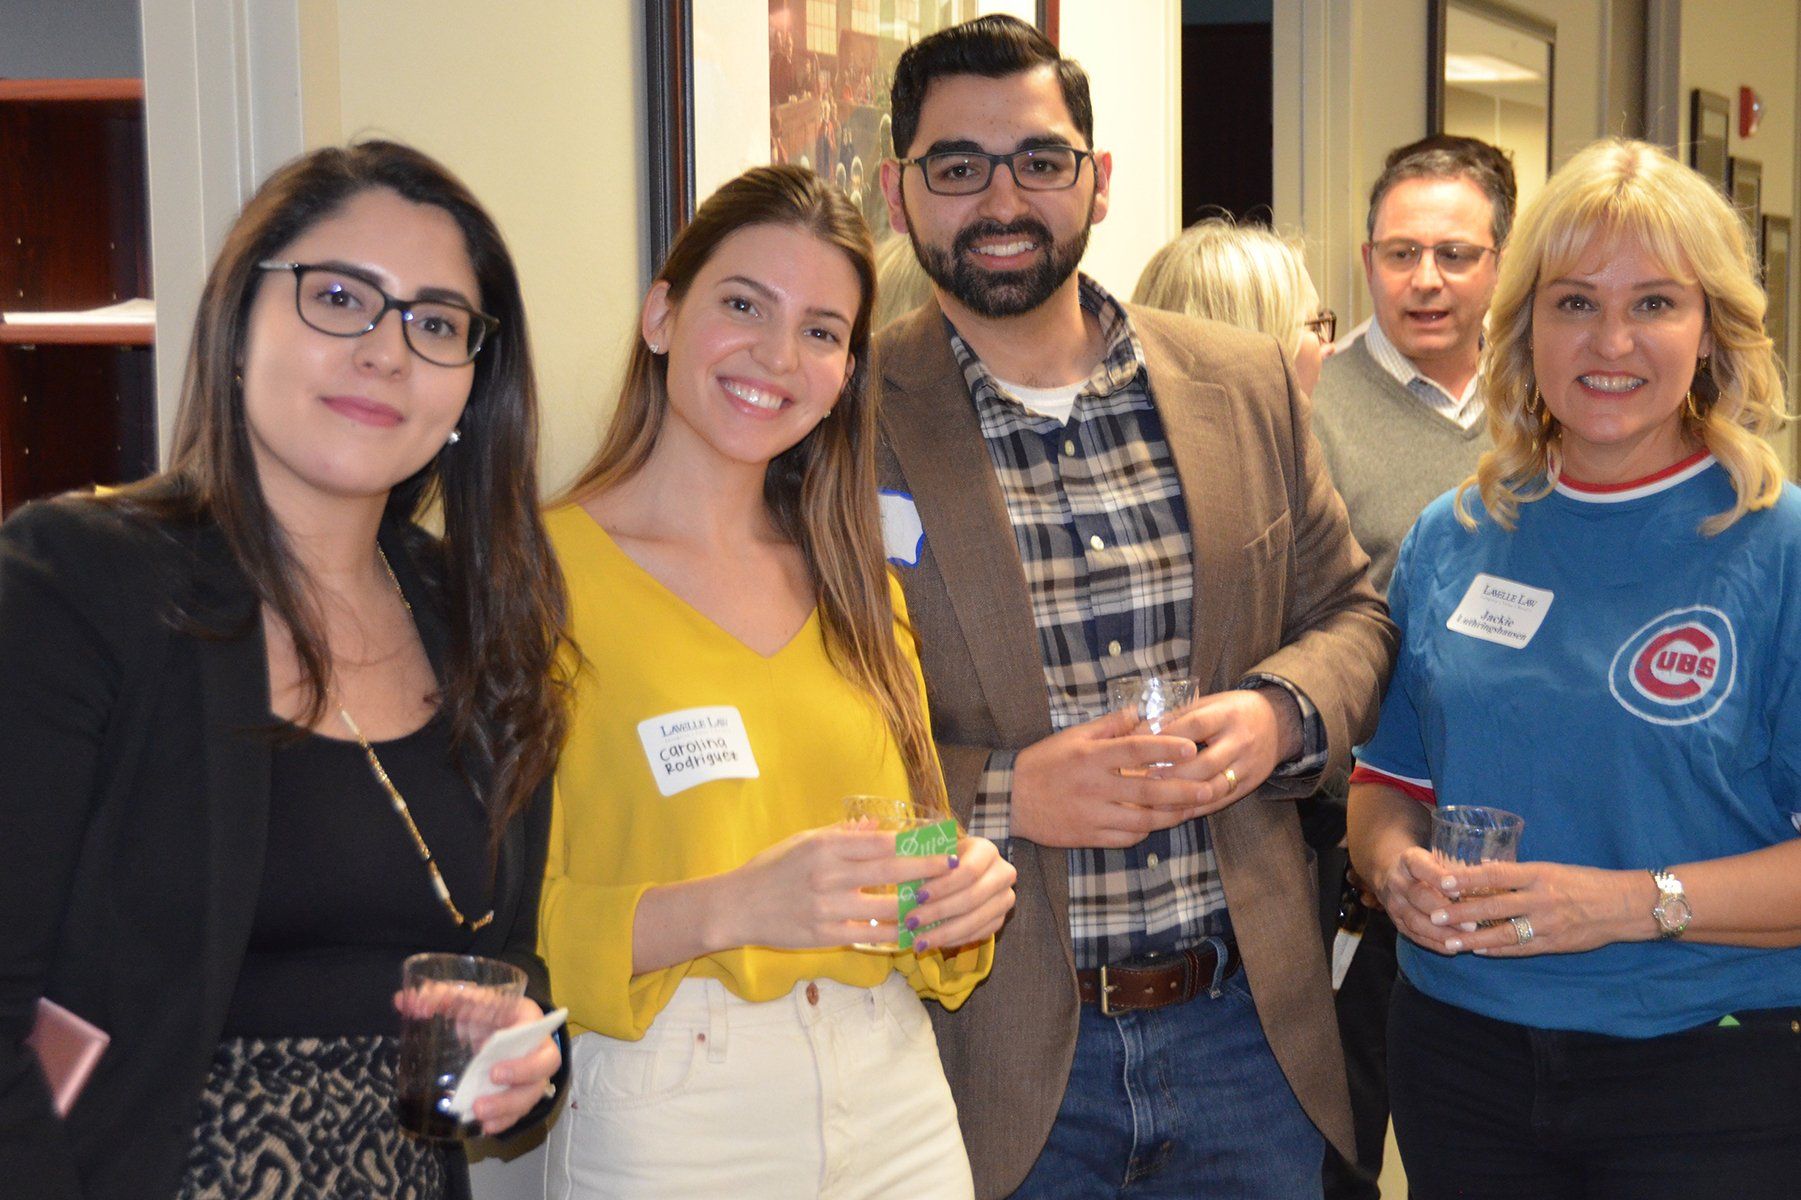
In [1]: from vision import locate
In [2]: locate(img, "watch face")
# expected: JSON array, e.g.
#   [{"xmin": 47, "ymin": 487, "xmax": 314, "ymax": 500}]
[{"xmin": 1656, "ymin": 896, "xmax": 1693, "ymax": 935}]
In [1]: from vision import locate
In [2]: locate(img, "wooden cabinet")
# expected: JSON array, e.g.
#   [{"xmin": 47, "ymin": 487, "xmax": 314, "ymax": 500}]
[{"xmin": 0, "ymin": 77, "xmax": 157, "ymax": 514}]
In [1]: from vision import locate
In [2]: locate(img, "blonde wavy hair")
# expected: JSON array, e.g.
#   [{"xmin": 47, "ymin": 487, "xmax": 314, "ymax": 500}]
[
  {"xmin": 1459, "ymin": 138, "xmax": 1788, "ymax": 535},
  {"xmin": 1132, "ymin": 216, "xmax": 1314, "ymax": 360}
]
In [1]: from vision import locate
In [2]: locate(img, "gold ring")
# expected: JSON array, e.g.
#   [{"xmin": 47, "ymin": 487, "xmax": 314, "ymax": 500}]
[{"xmin": 1222, "ymin": 766, "xmax": 1238, "ymax": 790}]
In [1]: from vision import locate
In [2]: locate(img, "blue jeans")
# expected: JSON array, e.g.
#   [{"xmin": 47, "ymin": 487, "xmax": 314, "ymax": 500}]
[{"xmin": 1011, "ymin": 943, "xmax": 1326, "ymax": 1199}]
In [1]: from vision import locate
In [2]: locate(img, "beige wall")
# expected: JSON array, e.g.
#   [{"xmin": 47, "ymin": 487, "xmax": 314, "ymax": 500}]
[{"xmin": 298, "ymin": 0, "xmax": 646, "ymax": 496}]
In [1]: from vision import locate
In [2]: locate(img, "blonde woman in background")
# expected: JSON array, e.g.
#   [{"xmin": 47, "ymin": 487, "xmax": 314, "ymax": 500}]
[
  {"xmin": 1133, "ymin": 215, "xmax": 1336, "ymax": 394},
  {"xmin": 1349, "ymin": 138, "xmax": 1801, "ymax": 1198}
]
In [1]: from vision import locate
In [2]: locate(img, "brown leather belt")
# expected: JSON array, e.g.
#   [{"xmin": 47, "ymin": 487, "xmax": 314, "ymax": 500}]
[{"xmin": 1076, "ymin": 942, "xmax": 1241, "ymax": 1017}]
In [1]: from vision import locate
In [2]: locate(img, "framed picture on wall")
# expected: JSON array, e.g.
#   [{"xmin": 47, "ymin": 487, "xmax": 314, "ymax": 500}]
[
  {"xmin": 1765, "ymin": 214, "xmax": 1791, "ymax": 377},
  {"xmin": 646, "ymin": 0, "xmax": 1059, "ymax": 271},
  {"xmin": 1689, "ymin": 90, "xmax": 1730, "ymax": 193},
  {"xmin": 1730, "ymin": 157, "xmax": 1763, "ymax": 265}
]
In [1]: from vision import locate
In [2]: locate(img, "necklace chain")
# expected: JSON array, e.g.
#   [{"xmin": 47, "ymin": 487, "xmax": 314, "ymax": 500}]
[{"xmin": 334, "ymin": 545, "xmax": 494, "ymax": 932}]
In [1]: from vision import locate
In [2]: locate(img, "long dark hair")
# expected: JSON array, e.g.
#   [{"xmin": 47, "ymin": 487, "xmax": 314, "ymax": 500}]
[
  {"xmin": 112, "ymin": 140, "xmax": 569, "ymax": 846},
  {"xmin": 561, "ymin": 164, "xmax": 946, "ymax": 815}
]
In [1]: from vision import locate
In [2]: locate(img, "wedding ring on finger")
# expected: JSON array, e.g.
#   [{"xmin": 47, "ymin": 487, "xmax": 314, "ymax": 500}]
[
  {"xmin": 1221, "ymin": 766, "xmax": 1238, "ymax": 791},
  {"xmin": 1510, "ymin": 915, "xmax": 1534, "ymax": 945}
]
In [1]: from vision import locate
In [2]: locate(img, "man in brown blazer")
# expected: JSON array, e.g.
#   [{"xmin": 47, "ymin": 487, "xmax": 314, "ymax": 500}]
[{"xmin": 873, "ymin": 16, "xmax": 1395, "ymax": 1199}]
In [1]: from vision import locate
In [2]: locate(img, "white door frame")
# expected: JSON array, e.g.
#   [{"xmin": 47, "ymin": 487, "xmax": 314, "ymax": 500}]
[{"xmin": 139, "ymin": 0, "xmax": 305, "ymax": 460}]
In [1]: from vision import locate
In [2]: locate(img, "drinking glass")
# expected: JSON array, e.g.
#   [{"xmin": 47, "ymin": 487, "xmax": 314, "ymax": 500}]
[
  {"xmin": 1107, "ymin": 674, "xmax": 1198, "ymax": 773},
  {"xmin": 842, "ymin": 794, "xmax": 950, "ymax": 952},
  {"xmin": 395, "ymin": 953, "xmax": 527, "ymax": 1140},
  {"xmin": 1429, "ymin": 805, "xmax": 1526, "ymax": 919},
  {"xmin": 1429, "ymin": 805, "xmax": 1526, "ymax": 869}
]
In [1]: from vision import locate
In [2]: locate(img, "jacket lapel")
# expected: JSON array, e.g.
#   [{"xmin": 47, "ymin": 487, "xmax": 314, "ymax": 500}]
[
  {"xmin": 878, "ymin": 305, "xmax": 1050, "ymax": 747},
  {"xmin": 189, "ymin": 531, "xmax": 274, "ymax": 1028},
  {"xmin": 1140, "ymin": 327, "xmax": 1243, "ymax": 688}
]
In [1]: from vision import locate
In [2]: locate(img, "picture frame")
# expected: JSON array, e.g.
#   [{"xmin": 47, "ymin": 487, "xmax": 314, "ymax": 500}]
[
  {"xmin": 1764, "ymin": 214, "xmax": 1791, "ymax": 379},
  {"xmin": 1689, "ymin": 89, "xmax": 1730, "ymax": 193},
  {"xmin": 1730, "ymin": 157, "xmax": 1763, "ymax": 266},
  {"xmin": 646, "ymin": 1, "xmax": 1059, "ymax": 271}
]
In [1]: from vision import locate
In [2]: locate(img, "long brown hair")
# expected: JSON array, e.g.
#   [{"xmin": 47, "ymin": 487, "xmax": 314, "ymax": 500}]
[
  {"xmin": 110, "ymin": 140, "xmax": 570, "ymax": 847},
  {"xmin": 562, "ymin": 164, "xmax": 945, "ymax": 813}
]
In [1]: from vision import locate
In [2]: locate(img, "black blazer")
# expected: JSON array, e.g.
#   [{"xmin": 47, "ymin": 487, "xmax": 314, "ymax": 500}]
[{"xmin": 0, "ymin": 497, "xmax": 557, "ymax": 1200}]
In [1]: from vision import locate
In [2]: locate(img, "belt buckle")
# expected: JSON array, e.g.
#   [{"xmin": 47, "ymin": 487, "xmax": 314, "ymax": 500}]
[{"xmin": 1097, "ymin": 963, "xmax": 1120, "ymax": 1017}]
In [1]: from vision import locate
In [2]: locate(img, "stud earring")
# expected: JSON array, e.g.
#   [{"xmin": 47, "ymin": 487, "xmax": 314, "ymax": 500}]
[
  {"xmin": 647, "ymin": 341, "xmax": 664, "ymax": 355},
  {"xmin": 446, "ymin": 428, "xmax": 461, "ymax": 446}
]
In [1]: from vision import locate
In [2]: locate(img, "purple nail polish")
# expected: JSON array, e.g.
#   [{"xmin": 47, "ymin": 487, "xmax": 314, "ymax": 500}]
[
  {"xmin": 905, "ymin": 915, "xmax": 920, "ymax": 931},
  {"xmin": 913, "ymin": 889, "xmax": 930, "ymax": 903},
  {"xmin": 913, "ymin": 938, "xmax": 929, "ymax": 953},
  {"xmin": 947, "ymin": 854, "xmax": 960, "ymax": 870}
]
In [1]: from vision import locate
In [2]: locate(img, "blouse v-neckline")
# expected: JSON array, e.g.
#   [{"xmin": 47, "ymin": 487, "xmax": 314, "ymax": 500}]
[{"xmin": 569, "ymin": 507, "xmax": 820, "ymax": 662}]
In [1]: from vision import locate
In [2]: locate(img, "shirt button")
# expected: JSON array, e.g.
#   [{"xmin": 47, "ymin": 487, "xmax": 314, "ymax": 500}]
[
  {"xmin": 1108, "ymin": 640, "xmax": 1122, "ymax": 656},
  {"xmin": 1063, "ymin": 439, "xmax": 1077, "ymax": 455},
  {"xmin": 1147, "ymin": 853, "xmax": 1161, "ymax": 868},
  {"xmin": 1089, "ymin": 534, "xmax": 1105, "ymax": 551},
  {"xmin": 805, "ymin": 982, "xmax": 820, "ymax": 1006}
]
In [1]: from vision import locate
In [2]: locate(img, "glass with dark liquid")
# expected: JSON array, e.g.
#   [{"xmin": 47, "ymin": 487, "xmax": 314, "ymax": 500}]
[{"xmin": 395, "ymin": 953, "xmax": 527, "ymax": 1140}]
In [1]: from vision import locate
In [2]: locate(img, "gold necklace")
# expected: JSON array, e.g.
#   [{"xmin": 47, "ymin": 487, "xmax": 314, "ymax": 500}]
[{"xmin": 334, "ymin": 546, "xmax": 494, "ymax": 932}]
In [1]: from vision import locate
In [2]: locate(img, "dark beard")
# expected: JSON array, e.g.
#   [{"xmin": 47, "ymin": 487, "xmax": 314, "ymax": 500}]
[{"xmin": 909, "ymin": 215, "xmax": 1091, "ymax": 319}]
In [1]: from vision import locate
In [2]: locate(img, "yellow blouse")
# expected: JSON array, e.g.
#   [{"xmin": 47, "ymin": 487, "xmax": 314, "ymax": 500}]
[{"xmin": 540, "ymin": 505, "xmax": 992, "ymax": 1040}]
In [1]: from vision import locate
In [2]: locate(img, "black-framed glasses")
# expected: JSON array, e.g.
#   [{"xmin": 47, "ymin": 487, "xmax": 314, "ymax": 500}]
[
  {"xmin": 1303, "ymin": 308, "xmax": 1337, "ymax": 344},
  {"xmin": 255, "ymin": 261, "xmax": 499, "ymax": 367},
  {"xmin": 898, "ymin": 147, "xmax": 1094, "ymax": 195},
  {"xmin": 1367, "ymin": 240, "xmax": 1497, "ymax": 278}
]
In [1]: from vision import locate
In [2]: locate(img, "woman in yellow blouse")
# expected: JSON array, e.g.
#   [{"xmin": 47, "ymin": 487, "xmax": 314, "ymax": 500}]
[{"xmin": 540, "ymin": 165, "xmax": 1016, "ymax": 1199}]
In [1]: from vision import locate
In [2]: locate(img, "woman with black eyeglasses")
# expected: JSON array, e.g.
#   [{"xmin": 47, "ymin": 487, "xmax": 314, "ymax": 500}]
[{"xmin": 0, "ymin": 141, "xmax": 570, "ymax": 1200}]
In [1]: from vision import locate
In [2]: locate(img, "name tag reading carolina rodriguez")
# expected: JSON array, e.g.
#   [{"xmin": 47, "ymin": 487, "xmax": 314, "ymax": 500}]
[
  {"xmin": 1445, "ymin": 573, "xmax": 1554, "ymax": 649},
  {"xmin": 637, "ymin": 705, "xmax": 760, "ymax": 797}
]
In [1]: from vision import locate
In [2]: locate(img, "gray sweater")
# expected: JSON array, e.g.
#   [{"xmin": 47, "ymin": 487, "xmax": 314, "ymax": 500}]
[{"xmin": 1310, "ymin": 336, "xmax": 1490, "ymax": 595}]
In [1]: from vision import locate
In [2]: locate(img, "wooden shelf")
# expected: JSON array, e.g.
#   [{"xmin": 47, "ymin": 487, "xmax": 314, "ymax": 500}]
[
  {"xmin": 0, "ymin": 323, "xmax": 154, "ymax": 347},
  {"xmin": 0, "ymin": 78, "xmax": 143, "ymax": 103},
  {"xmin": 0, "ymin": 76, "xmax": 157, "ymax": 513}
]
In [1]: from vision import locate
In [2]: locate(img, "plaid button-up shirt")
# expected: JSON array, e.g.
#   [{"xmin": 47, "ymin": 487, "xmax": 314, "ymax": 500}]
[{"xmin": 957, "ymin": 278, "xmax": 1323, "ymax": 969}]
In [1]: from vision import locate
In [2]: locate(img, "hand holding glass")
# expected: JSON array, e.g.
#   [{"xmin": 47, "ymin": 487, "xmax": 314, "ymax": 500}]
[
  {"xmin": 841, "ymin": 794, "xmax": 954, "ymax": 952},
  {"xmin": 1429, "ymin": 805, "xmax": 1525, "ymax": 918},
  {"xmin": 395, "ymin": 953, "xmax": 528, "ymax": 1140}
]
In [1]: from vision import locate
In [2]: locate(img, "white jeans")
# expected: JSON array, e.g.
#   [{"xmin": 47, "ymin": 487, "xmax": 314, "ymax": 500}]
[{"xmin": 546, "ymin": 974, "xmax": 976, "ymax": 1200}]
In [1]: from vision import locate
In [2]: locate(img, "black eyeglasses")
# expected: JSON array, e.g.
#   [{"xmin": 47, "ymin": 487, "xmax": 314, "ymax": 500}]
[
  {"xmin": 255, "ymin": 261, "xmax": 499, "ymax": 367},
  {"xmin": 1303, "ymin": 309, "xmax": 1337, "ymax": 343},
  {"xmin": 898, "ymin": 147, "xmax": 1094, "ymax": 196},
  {"xmin": 1367, "ymin": 240, "xmax": 1497, "ymax": 278}
]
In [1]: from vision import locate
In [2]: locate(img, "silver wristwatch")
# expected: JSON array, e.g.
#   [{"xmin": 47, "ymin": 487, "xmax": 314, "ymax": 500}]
[{"xmin": 1650, "ymin": 868, "xmax": 1692, "ymax": 939}]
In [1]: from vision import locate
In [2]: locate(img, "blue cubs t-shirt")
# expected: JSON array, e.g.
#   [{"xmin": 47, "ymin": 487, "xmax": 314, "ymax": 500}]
[{"xmin": 1357, "ymin": 454, "xmax": 1801, "ymax": 1037}]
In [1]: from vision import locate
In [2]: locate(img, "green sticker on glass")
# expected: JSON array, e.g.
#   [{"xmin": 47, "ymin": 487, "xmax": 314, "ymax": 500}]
[{"xmin": 895, "ymin": 817, "xmax": 958, "ymax": 950}]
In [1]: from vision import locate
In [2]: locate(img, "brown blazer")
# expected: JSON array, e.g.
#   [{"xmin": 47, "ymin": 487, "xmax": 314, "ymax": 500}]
[{"xmin": 874, "ymin": 300, "xmax": 1395, "ymax": 1198}]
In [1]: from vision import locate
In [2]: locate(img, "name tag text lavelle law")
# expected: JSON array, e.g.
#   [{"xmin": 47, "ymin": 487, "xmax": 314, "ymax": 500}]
[
  {"xmin": 636, "ymin": 705, "xmax": 760, "ymax": 797},
  {"xmin": 1445, "ymin": 573, "xmax": 1555, "ymax": 649}
]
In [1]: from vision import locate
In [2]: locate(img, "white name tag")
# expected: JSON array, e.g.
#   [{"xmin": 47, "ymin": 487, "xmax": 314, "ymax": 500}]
[
  {"xmin": 879, "ymin": 490, "xmax": 925, "ymax": 566},
  {"xmin": 1446, "ymin": 573, "xmax": 1554, "ymax": 649},
  {"xmin": 636, "ymin": 705, "xmax": 760, "ymax": 797}
]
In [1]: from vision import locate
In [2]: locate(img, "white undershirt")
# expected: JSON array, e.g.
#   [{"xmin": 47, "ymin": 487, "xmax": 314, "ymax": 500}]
[{"xmin": 993, "ymin": 377, "xmax": 1085, "ymax": 425}]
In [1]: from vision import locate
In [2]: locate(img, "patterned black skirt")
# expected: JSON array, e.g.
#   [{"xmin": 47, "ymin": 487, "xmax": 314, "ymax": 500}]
[{"xmin": 179, "ymin": 1035, "xmax": 454, "ymax": 1200}]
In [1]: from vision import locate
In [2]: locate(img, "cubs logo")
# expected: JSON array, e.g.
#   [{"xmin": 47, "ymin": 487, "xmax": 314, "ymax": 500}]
[{"xmin": 1608, "ymin": 606, "xmax": 1736, "ymax": 726}]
